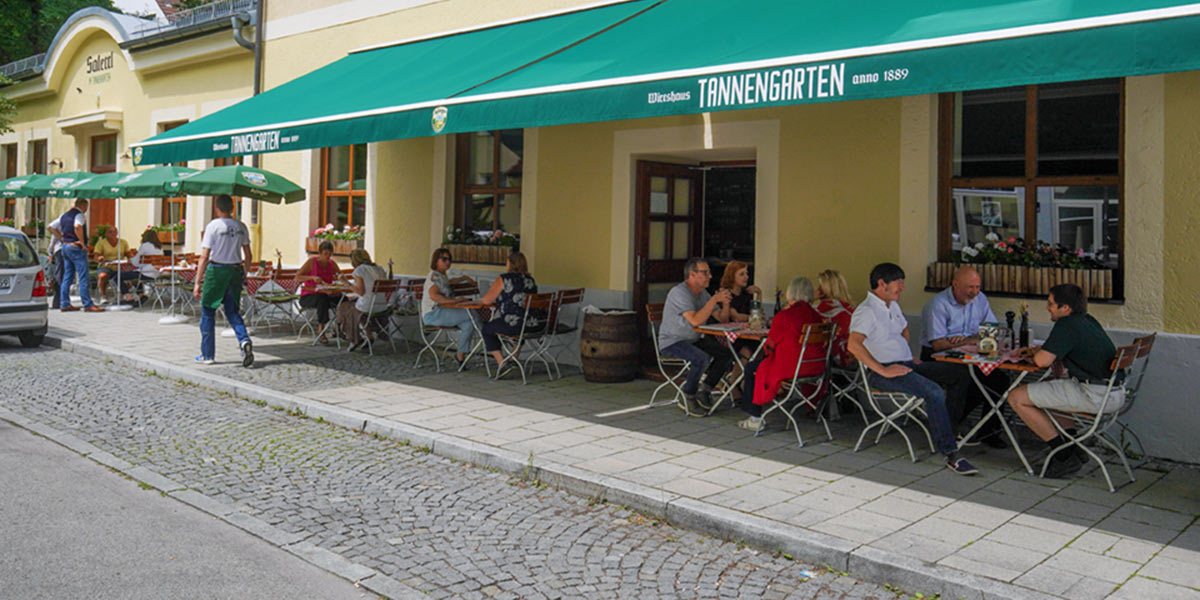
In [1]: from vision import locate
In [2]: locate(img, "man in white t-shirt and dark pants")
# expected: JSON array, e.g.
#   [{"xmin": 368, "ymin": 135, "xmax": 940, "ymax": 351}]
[
  {"xmin": 192, "ymin": 194, "xmax": 253, "ymax": 367},
  {"xmin": 848, "ymin": 262, "xmax": 977, "ymax": 476}
]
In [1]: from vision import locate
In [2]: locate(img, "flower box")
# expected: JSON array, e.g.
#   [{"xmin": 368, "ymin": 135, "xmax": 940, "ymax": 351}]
[
  {"xmin": 20, "ymin": 225, "xmax": 37, "ymax": 237},
  {"xmin": 306, "ymin": 237, "xmax": 361, "ymax": 255},
  {"xmin": 156, "ymin": 230, "xmax": 182, "ymax": 244},
  {"xmin": 927, "ymin": 262, "xmax": 1115, "ymax": 300},
  {"xmin": 446, "ymin": 243, "xmax": 509, "ymax": 265}
]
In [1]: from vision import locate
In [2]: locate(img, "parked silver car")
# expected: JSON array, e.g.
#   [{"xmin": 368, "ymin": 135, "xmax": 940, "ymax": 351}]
[{"xmin": 0, "ymin": 226, "xmax": 49, "ymax": 347}]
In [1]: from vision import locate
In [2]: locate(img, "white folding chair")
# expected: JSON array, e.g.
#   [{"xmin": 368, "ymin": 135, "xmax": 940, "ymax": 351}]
[
  {"xmin": 543, "ymin": 287, "xmax": 585, "ymax": 378},
  {"xmin": 854, "ymin": 361, "xmax": 936, "ymax": 462},
  {"xmin": 413, "ymin": 284, "xmax": 460, "ymax": 372},
  {"xmin": 495, "ymin": 291, "xmax": 555, "ymax": 384},
  {"xmin": 754, "ymin": 323, "xmax": 836, "ymax": 447},
  {"xmin": 357, "ymin": 278, "xmax": 401, "ymax": 355},
  {"xmin": 521, "ymin": 290, "xmax": 566, "ymax": 380},
  {"xmin": 1039, "ymin": 344, "xmax": 1138, "ymax": 492},
  {"xmin": 646, "ymin": 303, "xmax": 693, "ymax": 408}
]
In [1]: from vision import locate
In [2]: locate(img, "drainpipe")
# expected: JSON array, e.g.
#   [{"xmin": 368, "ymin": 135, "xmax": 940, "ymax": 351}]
[{"xmin": 232, "ymin": 1, "xmax": 266, "ymax": 259}]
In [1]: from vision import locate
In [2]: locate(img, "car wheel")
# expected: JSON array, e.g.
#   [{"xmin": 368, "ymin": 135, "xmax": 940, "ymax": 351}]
[{"xmin": 18, "ymin": 332, "xmax": 44, "ymax": 348}]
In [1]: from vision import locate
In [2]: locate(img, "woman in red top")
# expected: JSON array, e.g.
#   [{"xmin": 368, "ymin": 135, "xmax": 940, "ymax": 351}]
[
  {"xmin": 812, "ymin": 269, "xmax": 855, "ymax": 368},
  {"xmin": 738, "ymin": 277, "xmax": 826, "ymax": 430},
  {"xmin": 298, "ymin": 240, "xmax": 342, "ymax": 343}
]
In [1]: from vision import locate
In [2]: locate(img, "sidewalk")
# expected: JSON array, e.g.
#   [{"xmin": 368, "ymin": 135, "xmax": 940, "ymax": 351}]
[{"xmin": 44, "ymin": 308, "xmax": 1200, "ymax": 600}]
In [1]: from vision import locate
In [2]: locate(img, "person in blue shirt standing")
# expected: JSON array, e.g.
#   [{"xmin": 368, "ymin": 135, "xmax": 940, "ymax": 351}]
[
  {"xmin": 54, "ymin": 198, "xmax": 103, "ymax": 313},
  {"xmin": 191, "ymin": 195, "xmax": 253, "ymax": 367},
  {"xmin": 920, "ymin": 266, "xmax": 1008, "ymax": 448}
]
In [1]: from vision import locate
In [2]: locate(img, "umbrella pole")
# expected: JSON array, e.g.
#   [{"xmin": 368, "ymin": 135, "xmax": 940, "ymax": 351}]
[
  {"xmin": 159, "ymin": 212, "xmax": 188, "ymax": 325},
  {"xmin": 108, "ymin": 198, "xmax": 132, "ymax": 312}
]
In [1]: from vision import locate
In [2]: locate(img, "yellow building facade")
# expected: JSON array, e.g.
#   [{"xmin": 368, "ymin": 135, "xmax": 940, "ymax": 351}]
[{"xmin": 4, "ymin": 1, "xmax": 1197, "ymax": 461}]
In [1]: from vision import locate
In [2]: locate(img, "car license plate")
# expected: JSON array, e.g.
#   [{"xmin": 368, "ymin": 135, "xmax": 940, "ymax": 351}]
[{"xmin": 0, "ymin": 276, "xmax": 10, "ymax": 290}]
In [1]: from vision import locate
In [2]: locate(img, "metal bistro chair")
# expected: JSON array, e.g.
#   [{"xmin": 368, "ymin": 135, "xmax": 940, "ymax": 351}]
[
  {"xmin": 1104, "ymin": 332, "xmax": 1157, "ymax": 469},
  {"xmin": 141, "ymin": 255, "xmax": 175, "ymax": 310},
  {"xmin": 495, "ymin": 291, "xmax": 555, "ymax": 384},
  {"xmin": 382, "ymin": 277, "xmax": 424, "ymax": 353},
  {"xmin": 413, "ymin": 284, "xmax": 462, "ymax": 372},
  {"xmin": 828, "ymin": 362, "xmax": 871, "ymax": 425},
  {"xmin": 754, "ymin": 323, "xmax": 836, "ymax": 447},
  {"xmin": 356, "ymin": 278, "xmax": 402, "ymax": 355},
  {"xmin": 541, "ymin": 287, "xmax": 585, "ymax": 379},
  {"xmin": 1040, "ymin": 343, "xmax": 1139, "ymax": 492},
  {"xmin": 520, "ymin": 289, "xmax": 569, "ymax": 380},
  {"xmin": 854, "ymin": 361, "xmax": 936, "ymax": 462},
  {"xmin": 646, "ymin": 303, "xmax": 693, "ymax": 409}
]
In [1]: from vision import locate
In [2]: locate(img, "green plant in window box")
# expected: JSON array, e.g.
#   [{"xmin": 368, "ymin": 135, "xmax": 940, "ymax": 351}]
[
  {"xmin": 307, "ymin": 223, "xmax": 363, "ymax": 255},
  {"xmin": 0, "ymin": 217, "xmax": 14, "ymax": 228},
  {"xmin": 929, "ymin": 232, "xmax": 1114, "ymax": 299},
  {"xmin": 148, "ymin": 220, "xmax": 186, "ymax": 244},
  {"xmin": 442, "ymin": 226, "xmax": 518, "ymax": 264},
  {"xmin": 21, "ymin": 219, "xmax": 43, "ymax": 237}
]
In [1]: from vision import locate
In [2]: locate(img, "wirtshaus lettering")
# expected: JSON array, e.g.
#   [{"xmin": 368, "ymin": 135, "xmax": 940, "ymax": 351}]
[
  {"xmin": 230, "ymin": 131, "xmax": 281, "ymax": 154},
  {"xmin": 697, "ymin": 63, "xmax": 845, "ymax": 109}
]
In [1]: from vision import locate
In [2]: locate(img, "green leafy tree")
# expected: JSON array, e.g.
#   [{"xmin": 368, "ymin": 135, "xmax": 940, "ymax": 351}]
[
  {"xmin": 0, "ymin": 0, "xmax": 116, "ymax": 65},
  {"xmin": 0, "ymin": 75, "xmax": 15, "ymax": 134}
]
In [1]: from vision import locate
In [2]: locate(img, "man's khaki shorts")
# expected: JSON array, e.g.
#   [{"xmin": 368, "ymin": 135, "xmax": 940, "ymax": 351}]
[{"xmin": 1027, "ymin": 378, "xmax": 1124, "ymax": 414}]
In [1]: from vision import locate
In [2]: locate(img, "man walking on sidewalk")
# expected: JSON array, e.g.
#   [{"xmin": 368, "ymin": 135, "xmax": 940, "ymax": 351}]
[{"xmin": 192, "ymin": 195, "xmax": 253, "ymax": 367}]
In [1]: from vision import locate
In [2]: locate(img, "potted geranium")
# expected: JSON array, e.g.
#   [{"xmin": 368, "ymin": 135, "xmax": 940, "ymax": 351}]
[
  {"xmin": 149, "ymin": 220, "xmax": 186, "ymax": 244},
  {"xmin": 0, "ymin": 217, "xmax": 14, "ymax": 229},
  {"xmin": 306, "ymin": 223, "xmax": 364, "ymax": 255},
  {"xmin": 21, "ymin": 219, "xmax": 44, "ymax": 237}
]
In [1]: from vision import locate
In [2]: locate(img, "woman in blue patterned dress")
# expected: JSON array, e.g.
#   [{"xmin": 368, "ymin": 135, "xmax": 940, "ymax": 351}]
[{"xmin": 479, "ymin": 251, "xmax": 541, "ymax": 373}]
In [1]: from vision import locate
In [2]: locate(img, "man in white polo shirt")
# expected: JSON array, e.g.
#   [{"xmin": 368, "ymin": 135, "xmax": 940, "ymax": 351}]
[
  {"xmin": 191, "ymin": 194, "xmax": 253, "ymax": 367},
  {"xmin": 848, "ymin": 262, "xmax": 978, "ymax": 476}
]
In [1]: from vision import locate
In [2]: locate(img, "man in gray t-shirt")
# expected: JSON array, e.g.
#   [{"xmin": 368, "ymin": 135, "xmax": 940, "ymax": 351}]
[{"xmin": 658, "ymin": 258, "xmax": 733, "ymax": 416}]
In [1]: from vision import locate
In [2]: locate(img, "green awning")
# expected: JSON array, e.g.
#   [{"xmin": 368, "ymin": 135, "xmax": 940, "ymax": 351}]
[{"xmin": 133, "ymin": 0, "xmax": 1200, "ymax": 165}]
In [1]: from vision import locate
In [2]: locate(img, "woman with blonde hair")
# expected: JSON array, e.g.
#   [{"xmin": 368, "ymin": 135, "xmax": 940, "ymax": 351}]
[
  {"xmin": 337, "ymin": 248, "xmax": 388, "ymax": 350},
  {"xmin": 813, "ymin": 269, "xmax": 855, "ymax": 367}
]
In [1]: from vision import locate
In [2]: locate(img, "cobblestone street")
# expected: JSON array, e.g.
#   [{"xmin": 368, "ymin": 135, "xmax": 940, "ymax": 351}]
[{"xmin": 0, "ymin": 342, "xmax": 899, "ymax": 600}]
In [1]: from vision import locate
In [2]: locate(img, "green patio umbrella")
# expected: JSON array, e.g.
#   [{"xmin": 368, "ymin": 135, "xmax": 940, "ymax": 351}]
[
  {"xmin": 164, "ymin": 165, "xmax": 305, "ymax": 203},
  {"xmin": 60, "ymin": 172, "xmax": 132, "ymax": 199},
  {"xmin": 108, "ymin": 165, "xmax": 197, "ymax": 198},
  {"xmin": 25, "ymin": 171, "xmax": 94, "ymax": 197},
  {"xmin": 0, "ymin": 173, "xmax": 52, "ymax": 198}
]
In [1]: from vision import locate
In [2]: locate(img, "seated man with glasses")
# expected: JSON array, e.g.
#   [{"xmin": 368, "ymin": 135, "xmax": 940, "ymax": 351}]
[{"xmin": 658, "ymin": 257, "xmax": 734, "ymax": 416}]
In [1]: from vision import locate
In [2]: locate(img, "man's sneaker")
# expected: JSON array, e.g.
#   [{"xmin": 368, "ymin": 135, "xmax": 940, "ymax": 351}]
[
  {"xmin": 1043, "ymin": 450, "xmax": 1085, "ymax": 479},
  {"xmin": 240, "ymin": 340, "xmax": 254, "ymax": 368},
  {"xmin": 194, "ymin": 355, "xmax": 215, "ymax": 366},
  {"xmin": 676, "ymin": 394, "xmax": 705, "ymax": 417},
  {"xmin": 737, "ymin": 416, "xmax": 764, "ymax": 431},
  {"xmin": 693, "ymin": 388, "xmax": 714, "ymax": 411},
  {"xmin": 946, "ymin": 456, "xmax": 979, "ymax": 476}
]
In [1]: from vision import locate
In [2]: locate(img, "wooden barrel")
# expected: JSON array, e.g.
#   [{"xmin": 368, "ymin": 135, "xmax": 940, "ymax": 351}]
[{"xmin": 580, "ymin": 310, "xmax": 640, "ymax": 383}]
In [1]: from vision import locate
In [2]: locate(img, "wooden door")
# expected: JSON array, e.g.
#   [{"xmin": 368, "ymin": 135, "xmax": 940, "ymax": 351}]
[
  {"xmin": 632, "ymin": 161, "xmax": 703, "ymax": 363},
  {"xmin": 89, "ymin": 134, "xmax": 117, "ymax": 240}
]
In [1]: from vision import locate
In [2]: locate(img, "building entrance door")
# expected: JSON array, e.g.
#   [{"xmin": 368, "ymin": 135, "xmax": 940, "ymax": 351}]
[
  {"xmin": 88, "ymin": 134, "xmax": 117, "ymax": 240},
  {"xmin": 632, "ymin": 160, "xmax": 702, "ymax": 365}
]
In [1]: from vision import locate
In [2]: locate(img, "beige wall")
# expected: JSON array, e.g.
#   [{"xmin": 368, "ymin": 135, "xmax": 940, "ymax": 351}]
[
  {"xmin": 372, "ymin": 137, "xmax": 434, "ymax": 274},
  {"xmin": 1164, "ymin": 71, "xmax": 1200, "ymax": 334}
]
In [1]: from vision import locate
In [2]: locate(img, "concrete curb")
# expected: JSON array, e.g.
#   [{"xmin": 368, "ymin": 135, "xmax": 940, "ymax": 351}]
[{"xmin": 41, "ymin": 333, "xmax": 1051, "ymax": 599}]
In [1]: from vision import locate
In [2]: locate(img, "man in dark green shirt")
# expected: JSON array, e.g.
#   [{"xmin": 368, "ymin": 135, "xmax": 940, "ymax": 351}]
[{"xmin": 1007, "ymin": 284, "xmax": 1124, "ymax": 478}]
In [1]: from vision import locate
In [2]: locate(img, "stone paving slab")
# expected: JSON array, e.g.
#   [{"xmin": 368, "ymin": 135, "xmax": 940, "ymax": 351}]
[{"xmin": 43, "ymin": 308, "xmax": 1200, "ymax": 599}]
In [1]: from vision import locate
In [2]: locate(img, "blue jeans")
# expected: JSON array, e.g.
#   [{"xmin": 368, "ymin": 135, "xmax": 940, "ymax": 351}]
[
  {"xmin": 59, "ymin": 244, "xmax": 93, "ymax": 308},
  {"xmin": 423, "ymin": 306, "xmax": 476, "ymax": 353},
  {"xmin": 866, "ymin": 361, "xmax": 963, "ymax": 456},
  {"xmin": 661, "ymin": 336, "xmax": 733, "ymax": 395},
  {"xmin": 198, "ymin": 270, "xmax": 250, "ymax": 360}
]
